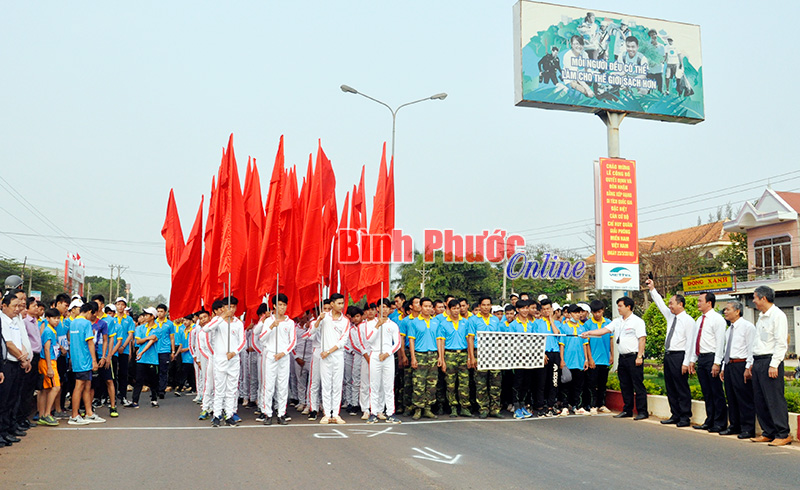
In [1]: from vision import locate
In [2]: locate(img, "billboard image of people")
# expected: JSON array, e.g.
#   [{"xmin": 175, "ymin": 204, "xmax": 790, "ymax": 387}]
[{"xmin": 513, "ymin": 1, "xmax": 703, "ymax": 124}]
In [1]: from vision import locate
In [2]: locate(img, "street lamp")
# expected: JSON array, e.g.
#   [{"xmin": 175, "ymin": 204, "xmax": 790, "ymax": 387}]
[{"xmin": 340, "ymin": 84, "xmax": 447, "ymax": 158}]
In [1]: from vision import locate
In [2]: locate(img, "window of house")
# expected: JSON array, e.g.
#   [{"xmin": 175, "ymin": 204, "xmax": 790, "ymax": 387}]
[{"xmin": 753, "ymin": 235, "xmax": 791, "ymax": 273}]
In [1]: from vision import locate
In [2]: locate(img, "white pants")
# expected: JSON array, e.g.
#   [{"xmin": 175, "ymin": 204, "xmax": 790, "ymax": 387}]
[
  {"xmin": 342, "ymin": 351, "xmax": 354, "ymax": 407},
  {"xmin": 194, "ymin": 359, "xmax": 203, "ymax": 399},
  {"xmin": 351, "ymin": 354, "xmax": 362, "ymax": 407},
  {"xmin": 246, "ymin": 352, "xmax": 260, "ymax": 402},
  {"xmin": 213, "ymin": 355, "xmax": 240, "ymax": 418},
  {"xmin": 359, "ymin": 354, "xmax": 371, "ymax": 412},
  {"xmin": 289, "ymin": 353, "xmax": 298, "ymax": 401},
  {"xmin": 307, "ymin": 349, "xmax": 322, "ymax": 412},
  {"xmin": 320, "ymin": 349, "xmax": 344, "ymax": 417},
  {"xmin": 238, "ymin": 351, "xmax": 249, "ymax": 398},
  {"xmin": 201, "ymin": 355, "xmax": 214, "ymax": 412},
  {"xmin": 369, "ymin": 354, "xmax": 395, "ymax": 416},
  {"xmin": 294, "ymin": 358, "xmax": 310, "ymax": 405},
  {"xmin": 262, "ymin": 353, "xmax": 290, "ymax": 417}
]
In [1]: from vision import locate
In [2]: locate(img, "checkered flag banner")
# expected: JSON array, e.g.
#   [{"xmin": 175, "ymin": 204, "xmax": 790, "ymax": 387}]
[{"xmin": 477, "ymin": 332, "xmax": 547, "ymax": 370}]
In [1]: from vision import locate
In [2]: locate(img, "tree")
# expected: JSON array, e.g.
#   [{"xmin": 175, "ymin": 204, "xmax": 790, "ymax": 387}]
[
  {"xmin": 642, "ymin": 294, "xmax": 700, "ymax": 360},
  {"xmin": 713, "ymin": 232, "xmax": 748, "ymax": 276},
  {"xmin": 0, "ymin": 258, "xmax": 63, "ymax": 303},
  {"xmin": 84, "ymin": 275, "xmax": 130, "ymax": 302},
  {"xmin": 394, "ymin": 251, "xmax": 501, "ymax": 300}
]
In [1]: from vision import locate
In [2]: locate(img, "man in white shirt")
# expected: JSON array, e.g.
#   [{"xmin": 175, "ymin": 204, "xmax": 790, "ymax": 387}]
[
  {"xmin": 647, "ymin": 279, "xmax": 693, "ymax": 427},
  {"xmin": 313, "ymin": 293, "xmax": 350, "ymax": 424},
  {"xmin": 688, "ymin": 292, "xmax": 727, "ymax": 432},
  {"xmin": 719, "ymin": 301, "xmax": 756, "ymax": 439},
  {"xmin": 364, "ymin": 299, "xmax": 402, "ymax": 424},
  {"xmin": 0, "ymin": 294, "xmax": 31, "ymax": 445},
  {"xmin": 582, "ymin": 296, "xmax": 648, "ymax": 420},
  {"xmin": 749, "ymin": 286, "xmax": 791, "ymax": 446},
  {"xmin": 258, "ymin": 293, "xmax": 296, "ymax": 425}
]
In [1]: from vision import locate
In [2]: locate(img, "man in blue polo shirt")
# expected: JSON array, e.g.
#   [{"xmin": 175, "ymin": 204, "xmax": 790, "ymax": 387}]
[
  {"xmin": 582, "ymin": 300, "xmax": 612, "ymax": 415},
  {"xmin": 508, "ymin": 300, "xmax": 534, "ymax": 419},
  {"xmin": 559, "ymin": 305, "xmax": 590, "ymax": 415},
  {"xmin": 408, "ymin": 298, "xmax": 441, "ymax": 420},
  {"xmin": 467, "ymin": 295, "xmax": 504, "ymax": 419},
  {"xmin": 399, "ymin": 298, "xmax": 418, "ymax": 416},
  {"xmin": 436, "ymin": 299, "xmax": 471, "ymax": 418},
  {"xmin": 131, "ymin": 307, "xmax": 161, "ymax": 408},
  {"xmin": 110, "ymin": 297, "xmax": 135, "ymax": 407},
  {"xmin": 154, "ymin": 304, "xmax": 174, "ymax": 399},
  {"xmin": 534, "ymin": 299, "xmax": 562, "ymax": 417},
  {"xmin": 90, "ymin": 295, "xmax": 117, "ymax": 418},
  {"xmin": 68, "ymin": 302, "xmax": 105, "ymax": 425}
]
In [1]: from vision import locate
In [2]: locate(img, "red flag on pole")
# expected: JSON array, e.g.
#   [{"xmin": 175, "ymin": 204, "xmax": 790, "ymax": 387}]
[
  {"xmin": 170, "ymin": 196, "xmax": 204, "ymax": 318},
  {"xmin": 202, "ymin": 176, "xmax": 218, "ymax": 307},
  {"xmin": 256, "ymin": 136, "xmax": 285, "ymax": 298},
  {"xmin": 216, "ymin": 134, "xmax": 247, "ymax": 300},
  {"xmin": 162, "ymin": 189, "xmax": 185, "ymax": 276},
  {"xmin": 243, "ymin": 157, "xmax": 265, "ymax": 323},
  {"xmin": 359, "ymin": 144, "xmax": 389, "ymax": 302},
  {"xmin": 329, "ymin": 191, "xmax": 349, "ymax": 295},
  {"xmin": 343, "ymin": 167, "xmax": 366, "ymax": 302}
]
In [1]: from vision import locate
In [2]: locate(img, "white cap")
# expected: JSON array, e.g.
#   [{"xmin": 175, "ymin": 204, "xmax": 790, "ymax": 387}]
[
  {"xmin": 68, "ymin": 299, "xmax": 83, "ymax": 310},
  {"xmin": 537, "ymin": 294, "xmax": 548, "ymax": 302},
  {"xmin": 114, "ymin": 296, "xmax": 127, "ymax": 305},
  {"xmin": 491, "ymin": 305, "xmax": 503, "ymax": 313},
  {"xmin": 143, "ymin": 307, "xmax": 158, "ymax": 316},
  {"xmin": 578, "ymin": 303, "xmax": 591, "ymax": 313},
  {"xmin": 552, "ymin": 302, "xmax": 561, "ymax": 310}
]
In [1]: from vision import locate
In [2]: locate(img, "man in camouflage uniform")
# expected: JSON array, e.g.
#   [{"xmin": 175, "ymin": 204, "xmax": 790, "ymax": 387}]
[
  {"xmin": 399, "ymin": 297, "xmax": 419, "ymax": 416},
  {"xmin": 436, "ymin": 299, "xmax": 471, "ymax": 417},
  {"xmin": 408, "ymin": 298, "xmax": 441, "ymax": 420},
  {"xmin": 468, "ymin": 295, "xmax": 505, "ymax": 418}
]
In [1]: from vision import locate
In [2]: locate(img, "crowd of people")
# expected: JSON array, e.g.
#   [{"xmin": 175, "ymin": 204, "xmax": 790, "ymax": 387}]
[{"xmin": 0, "ymin": 279, "xmax": 793, "ymax": 448}]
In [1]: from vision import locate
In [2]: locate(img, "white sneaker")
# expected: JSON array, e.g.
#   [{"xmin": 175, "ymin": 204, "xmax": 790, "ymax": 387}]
[
  {"xmin": 301, "ymin": 407, "xmax": 310, "ymax": 415},
  {"xmin": 559, "ymin": 408, "xmax": 569, "ymax": 417},
  {"xmin": 320, "ymin": 416, "xmax": 331, "ymax": 424},
  {"xmin": 598, "ymin": 406, "xmax": 611, "ymax": 413},
  {"xmin": 576, "ymin": 408, "xmax": 588, "ymax": 415},
  {"xmin": 590, "ymin": 407, "xmax": 598, "ymax": 416},
  {"xmin": 85, "ymin": 413, "xmax": 107, "ymax": 424},
  {"xmin": 377, "ymin": 412, "xmax": 387, "ymax": 420},
  {"xmin": 334, "ymin": 416, "xmax": 347, "ymax": 424},
  {"xmin": 68, "ymin": 415, "xmax": 90, "ymax": 425},
  {"xmin": 296, "ymin": 404, "xmax": 305, "ymax": 411},
  {"xmin": 361, "ymin": 411, "xmax": 369, "ymax": 420}
]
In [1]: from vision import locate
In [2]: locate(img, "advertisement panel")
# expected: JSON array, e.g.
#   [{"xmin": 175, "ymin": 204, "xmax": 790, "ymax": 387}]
[
  {"xmin": 594, "ymin": 158, "xmax": 639, "ymax": 290},
  {"xmin": 682, "ymin": 272, "xmax": 734, "ymax": 295},
  {"xmin": 64, "ymin": 252, "xmax": 85, "ymax": 297},
  {"xmin": 513, "ymin": 1, "xmax": 704, "ymax": 124}
]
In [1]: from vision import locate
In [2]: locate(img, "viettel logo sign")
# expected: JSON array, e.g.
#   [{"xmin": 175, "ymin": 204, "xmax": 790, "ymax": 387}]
[{"xmin": 609, "ymin": 266, "xmax": 633, "ymax": 284}]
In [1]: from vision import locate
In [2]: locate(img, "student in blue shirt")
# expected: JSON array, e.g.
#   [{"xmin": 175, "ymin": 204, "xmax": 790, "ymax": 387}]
[
  {"xmin": 558, "ymin": 305, "xmax": 590, "ymax": 415},
  {"xmin": 408, "ymin": 298, "xmax": 441, "ymax": 420},
  {"xmin": 89, "ymin": 296, "xmax": 117, "ymax": 418},
  {"xmin": 507, "ymin": 300, "xmax": 535, "ymax": 419},
  {"xmin": 154, "ymin": 304, "xmax": 175, "ymax": 399},
  {"xmin": 131, "ymin": 307, "xmax": 161, "ymax": 408},
  {"xmin": 534, "ymin": 299, "xmax": 562, "ymax": 417},
  {"xmin": 399, "ymin": 299, "xmax": 418, "ymax": 416},
  {"xmin": 467, "ymin": 295, "xmax": 504, "ymax": 418},
  {"xmin": 175, "ymin": 315, "xmax": 197, "ymax": 394},
  {"xmin": 110, "ymin": 297, "xmax": 135, "ymax": 407},
  {"xmin": 582, "ymin": 300, "xmax": 613, "ymax": 414},
  {"xmin": 436, "ymin": 300, "xmax": 471, "ymax": 418},
  {"xmin": 53, "ymin": 293, "xmax": 71, "ymax": 419},
  {"xmin": 68, "ymin": 302, "xmax": 105, "ymax": 425}
]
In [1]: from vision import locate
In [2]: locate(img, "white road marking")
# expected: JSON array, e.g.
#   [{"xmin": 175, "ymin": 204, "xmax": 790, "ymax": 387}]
[{"xmin": 412, "ymin": 447, "xmax": 462, "ymax": 465}]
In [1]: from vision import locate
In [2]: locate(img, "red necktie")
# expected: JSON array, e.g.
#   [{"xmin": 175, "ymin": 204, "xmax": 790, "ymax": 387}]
[{"xmin": 695, "ymin": 315, "xmax": 705, "ymax": 356}]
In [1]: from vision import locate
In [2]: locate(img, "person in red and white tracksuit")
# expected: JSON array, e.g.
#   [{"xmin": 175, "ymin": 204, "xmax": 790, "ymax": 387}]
[
  {"xmin": 251, "ymin": 303, "xmax": 270, "ymax": 414},
  {"xmin": 196, "ymin": 308, "xmax": 216, "ymax": 418},
  {"xmin": 343, "ymin": 306, "xmax": 364, "ymax": 415},
  {"xmin": 202, "ymin": 297, "xmax": 246, "ymax": 426},
  {"xmin": 303, "ymin": 311, "xmax": 323, "ymax": 419},
  {"xmin": 292, "ymin": 316, "xmax": 312, "ymax": 413},
  {"xmin": 312, "ymin": 294, "xmax": 350, "ymax": 424},
  {"xmin": 258, "ymin": 294, "xmax": 296, "ymax": 425},
  {"xmin": 354, "ymin": 313, "xmax": 373, "ymax": 419},
  {"xmin": 364, "ymin": 299, "xmax": 402, "ymax": 424}
]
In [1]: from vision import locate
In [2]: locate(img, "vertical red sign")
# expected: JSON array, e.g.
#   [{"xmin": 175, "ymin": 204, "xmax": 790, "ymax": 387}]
[{"xmin": 599, "ymin": 158, "xmax": 638, "ymax": 264}]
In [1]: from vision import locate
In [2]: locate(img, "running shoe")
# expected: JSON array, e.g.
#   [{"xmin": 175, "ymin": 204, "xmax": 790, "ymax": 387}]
[
  {"xmin": 386, "ymin": 415, "xmax": 402, "ymax": 424},
  {"xmin": 109, "ymin": 407, "xmax": 119, "ymax": 418},
  {"xmin": 84, "ymin": 413, "xmax": 106, "ymax": 424},
  {"xmin": 367, "ymin": 414, "xmax": 378, "ymax": 424},
  {"xmin": 68, "ymin": 416, "xmax": 89, "ymax": 426},
  {"xmin": 199, "ymin": 410, "xmax": 210, "ymax": 420}
]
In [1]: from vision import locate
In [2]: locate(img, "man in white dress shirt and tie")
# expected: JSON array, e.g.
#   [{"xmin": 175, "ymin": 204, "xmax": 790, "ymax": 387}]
[
  {"xmin": 719, "ymin": 300, "xmax": 756, "ymax": 439},
  {"xmin": 688, "ymin": 292, "xmax": 727, "ymax": 433}
]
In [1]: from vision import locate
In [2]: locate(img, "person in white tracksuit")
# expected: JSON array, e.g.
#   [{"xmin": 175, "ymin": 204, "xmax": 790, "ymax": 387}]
[
  {"xmin": 202, "ymin": 297, "xmax": 246, "ymax": 427},
  {"xmin": 304, "ymin": 301, "xmax": 330, "ymax": 420},
  {"xmin": 257, "ymin": 293, "xmax": 296, "ymax": 425},
  {"xmin": 196, "ymin": 308, "xmax": 216, "ymax": 420},
  {"xmin": 251, "ymin": 303, "xmax": 270, "ymax": 416},
  {"xmin": 189, "ymin": 309, "xmax": 207, "ymax": 404},
  {"xmin": 313, "ymin": 293, "xmax": 350, "ymax": 424},
  {"xmin": 347, "ymin": 307, "xmax": 365, "ymax": 417},
  {"xmin": 343, "ymin": 306, "xmax": 363, "ymax": 415},
  {"xmin": 293, "ymin": 316, "xmax": 312, "ymax": 413},
  {"xmin": 364, "ymin": 298, "xmax": 402, "ymax": 424}
]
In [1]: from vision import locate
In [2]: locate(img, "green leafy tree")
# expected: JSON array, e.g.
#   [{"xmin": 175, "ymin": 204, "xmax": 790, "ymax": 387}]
[
  {"xmin": 0, "ymin": 258, "xmax": 64, "ymax": 303},
  {"xmin": 714, "ymin": 232, "xmax": 748, "ymax": 276},
  {"xmin": 84, "ymin": 275, "xmax": 130, "ymax": 302},
  {"xmin": 643, "ymin": 294, "xmax": 700, "ymax": 360}
]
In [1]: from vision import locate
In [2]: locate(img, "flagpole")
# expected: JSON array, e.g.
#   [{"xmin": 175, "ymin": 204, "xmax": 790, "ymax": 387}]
[
  {"xmin": 275, "ymin": 273, "xmax": 280, "ymax": 354},
  {"xmin": 227, "ymin": 273, "xmax": 231, "ymax": 354},
  {"xmin": 380, "ymin": 281, "xmax": 384, "ymax": 356},
  {"xmin": 319, "ymin": 282, "xmax": 324, "ymax": 354}
]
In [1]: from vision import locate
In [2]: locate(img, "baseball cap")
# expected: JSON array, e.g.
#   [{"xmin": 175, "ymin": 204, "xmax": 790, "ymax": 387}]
[
  {"xmin": 552, "ymin": 302, "xmax": 561, "ymax": 310},
  {"xmin": 68, "ymin": 299, "xmax": 83, "ymax": 310},
  {"xmin": 114, "ymin": 296, "xmax": 128, "ymax": 305},
  {"xmin": 143, "ymin": 307, "xmax": 158, "ymax": 316},
  {"xmin": 491, "ymin": 305, "xmax": 503, "ymax": 313},
  {"xmin": 578, "ymin": 303, "xmax": 591, "ymax": 313},
  {"xmin": 537, "ymin": 294, "xmax": 548, "ymax": 302}
]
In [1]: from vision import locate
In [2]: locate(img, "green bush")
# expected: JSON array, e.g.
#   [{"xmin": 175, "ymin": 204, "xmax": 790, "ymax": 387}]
[
  {"xmin": 690, "ymin": 384, "xmax": 704, "ymax": 401},
  {"xmin": 642, "ymin": 379, "xmax": 664, "ymax": 395},
  {"xmin": 607, "ymin": 375, "xmax": 621, "ymax": 391},
  {"xmin": 643, "ymin": 295, "xmax": 701, "ymax": 361},
  {"xmin": 643, "ymin": 366, "xmax": 660, "ymax": 376},
  {"xmin": 786, "ymin": 391, "xmax": 800, "ymax": 414}
]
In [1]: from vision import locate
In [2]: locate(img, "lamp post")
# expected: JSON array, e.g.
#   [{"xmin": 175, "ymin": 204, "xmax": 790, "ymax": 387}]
[{"xmin": 340, "ymin": 84, "xmax": 446, "ymax": 158}]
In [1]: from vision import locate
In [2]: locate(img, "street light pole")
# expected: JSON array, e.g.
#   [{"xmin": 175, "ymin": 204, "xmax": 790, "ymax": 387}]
[{"xmin": 340, "ymin": 84, "xmax": 447, "ymax": 158}]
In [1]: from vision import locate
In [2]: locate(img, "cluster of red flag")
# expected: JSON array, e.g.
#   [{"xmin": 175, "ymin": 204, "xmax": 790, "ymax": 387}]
[{"xmin": 161, "ymin": 134, "xmax": 395, "ymax": 322}]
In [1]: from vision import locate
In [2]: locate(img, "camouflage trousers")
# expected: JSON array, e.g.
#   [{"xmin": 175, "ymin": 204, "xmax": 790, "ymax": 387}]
[
  {"xmin": 444, "ymin": 350, "xmax": 469, "ymax": 409},
  {"xmin": 413, "ymin": 351, "xmax": 438, "ymax": 410},
  {"xmin": 402, "ymin": 348, "xmax": 414, "ymax": 409},
  {"xmin": 474, "ymin": 349, "xmax": 502, "ymax": 412}
]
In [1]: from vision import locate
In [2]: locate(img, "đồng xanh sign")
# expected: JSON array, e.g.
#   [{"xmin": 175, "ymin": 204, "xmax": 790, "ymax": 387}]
[{"xmin": 682, "ymin": 272, "xmax": 734, "ymax": 295}]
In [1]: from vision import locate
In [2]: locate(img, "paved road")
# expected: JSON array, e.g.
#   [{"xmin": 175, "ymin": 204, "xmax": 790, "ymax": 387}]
[{"xmin": 1, "ymin": 397, "xmax": 798, "ymax": 489}]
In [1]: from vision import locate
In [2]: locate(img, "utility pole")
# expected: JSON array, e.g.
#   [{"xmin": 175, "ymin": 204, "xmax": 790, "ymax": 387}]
[
  {"xmin": 416, "ymin": 262, "xmax": 431, "ymax": 297},
  {"xmin": 108, "ymin": 264, "xmax": 115, "ymax": 300},
  {"xmin": 116, "ymin": 265, "xmax": 128, "ymax": 298}
]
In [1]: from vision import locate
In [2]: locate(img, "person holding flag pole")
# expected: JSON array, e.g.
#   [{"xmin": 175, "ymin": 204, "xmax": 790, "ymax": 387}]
[
  {"xmin": 364, "ymin": 296, "xmax": 402, "ymax": 424},
  {"xmin": 258, "ymin": 292, "xmax": 296, "ymax": 425},
  {"xmin": 314, "ymin": 292, "xmax": 350, "ymax": 424}
]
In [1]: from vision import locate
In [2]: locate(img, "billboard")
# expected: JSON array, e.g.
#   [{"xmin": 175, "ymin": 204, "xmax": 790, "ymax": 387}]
[
  {"xmin": 682, "ymin": 272, "xmax": 734, "ymax": 295},
  {"xmin": 64, "ymin": 252, "xmax": 85, "ymax": 297},
  {"xmin": 594, "ymin": 158, "xmax": 639, "ymax": 290},
  {"xmin": 513, "ymin": 1, "xmax": 703, "ymax": 124}
]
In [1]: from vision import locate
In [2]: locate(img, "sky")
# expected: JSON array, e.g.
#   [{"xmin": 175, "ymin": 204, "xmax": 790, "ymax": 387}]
[{"xmin": 2, "ymin": 1, "xmax": 798, "ymax": 298}]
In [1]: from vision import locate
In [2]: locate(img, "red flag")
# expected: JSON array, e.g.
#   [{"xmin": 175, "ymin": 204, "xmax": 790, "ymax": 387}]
[
  {"xmin": 319, "ymin": 145, "xmax": 338, "ymax": 288},
  {"xmin": 216, "ymin": 134, "xmax": 247, "ymax": 301},
  {"xmin": 202, "ymin": 176, "xmax": 218, "ymax": 308},
  {"xmin": 343, "ymin": 167, "xmax": 366, "ymax": 302},
  {"xmin": 284, "ymin": 167, "xmax": 306, "ymax": 319},
  {"xmin": 329, "ymin": 191, "xmax": 349, "ymax": 295},
  {"xmin": 359, "ymin": 144, "xmax": 389, "ymax": 302},
  {"xmin": 256, "ymin": 136, "xmax": 286, "ymax": 298},
  {"xmin": 162, "ymin": 189, "xmax": 185, "ymax": 276},
  {"xmin": 170, "ymin": 196, "xmax": 204, "ymax": 318},
  {"xmin": 296, "ymin": 147, "xmax": 324, "ymax": 315},
  {"xmin": 243, "ymin": 157, "xmax": 265, "ymax": 323}
]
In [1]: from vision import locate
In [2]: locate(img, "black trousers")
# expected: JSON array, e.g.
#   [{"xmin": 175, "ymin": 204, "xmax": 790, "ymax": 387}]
[
  {"xmin": 132, "ymin": 363, "xmax": 159, "ymax": 404},
  {"xmin": 696, "ymin": 353, "xmax": 727, "ymax": 428},
  {"xmin": 592, "ymin": 365, "xmax": 610, "ymax": 408},
  {"xmin": 57, "ymin": 355, "xmax": 69, "ymax": 409},
  {"xmin": 0, "ymin": 362, "xmax": 23, "ymax": 436},
  {"xmin": 563, "ymin": 369, "xmax": 585, "ymax": 408},
  {"xmin": 543, "ymin": 352, "xmax": 560, "ymax": 408},
  {"xmin": 16, "ymin": 353, "xmax": 40, "ymax": 424},
  {"xmin": 723, "ymin": 361, "xmax": 755, "ymax": 433},
  {"xmin": 115, "ymin": 354, "xmax": 130, "ymax": 399},
  {"xmin": 512, "ymin": 369, "xmax": 532, "ymax": 409},
  {"xmin": 179, "ymin": 363, "xmax": 196, "ymax": 391},
  {"xmin": 752, "ymin": 357, "xmax": 789, "ymax": 439},
  {"xmin": 168, "ymin": 357, "xmax": 182, "ymax": 390},
  {"xmin": 530, "ymin": 367, "xmax": 546, "ymax": 410},
  {"xmin": 157, "ymin": 353, "xmax": 170, "ymax": 395},
  {"xmin": 664, "ymin": 351, "xmax": 692, "ymax": 422},
  {"xmin": 617, "ymin": 353, "xmax": 647, "ymax": 415}
]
